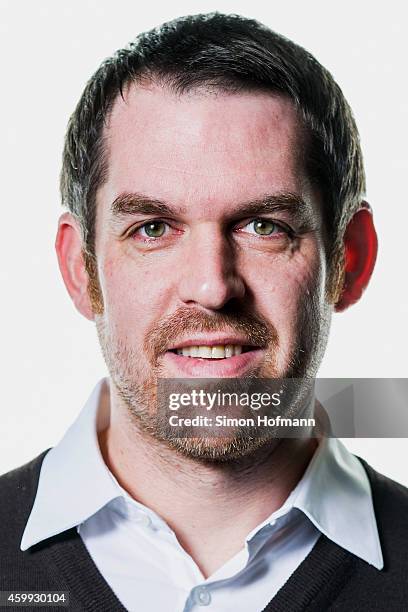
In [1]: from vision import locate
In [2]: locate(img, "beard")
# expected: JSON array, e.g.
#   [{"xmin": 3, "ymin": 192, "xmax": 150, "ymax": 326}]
[{"xmin": 95, "ymin": 287, "xmax": 331, "ymax": 463}]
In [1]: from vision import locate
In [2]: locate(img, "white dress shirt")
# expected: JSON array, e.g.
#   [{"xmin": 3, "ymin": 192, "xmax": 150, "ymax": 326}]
[{"xmin": 21, "ymin": 379, "xmax": 383, "ymax": 612}]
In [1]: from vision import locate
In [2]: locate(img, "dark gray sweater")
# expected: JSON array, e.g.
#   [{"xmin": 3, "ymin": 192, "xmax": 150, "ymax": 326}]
[{"xmin": 0, "ymin": 450, "xmax": 407, "ymax": 611}]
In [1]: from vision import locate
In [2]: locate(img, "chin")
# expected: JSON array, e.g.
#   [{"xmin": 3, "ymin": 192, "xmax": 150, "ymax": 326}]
[{"xmin": 160, "ymin": 433, "xmax": 277, "ymax": 463}]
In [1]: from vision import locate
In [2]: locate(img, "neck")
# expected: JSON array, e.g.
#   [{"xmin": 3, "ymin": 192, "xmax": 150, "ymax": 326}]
[{"xmin": 99, "ymin": 384, "xmax": 318, "ymax": 578}]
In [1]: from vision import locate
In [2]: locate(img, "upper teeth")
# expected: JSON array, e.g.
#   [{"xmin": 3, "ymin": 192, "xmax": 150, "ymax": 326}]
[{"xmin": 176, "ymin": 345, "xmax": 243, "ymax": 358}]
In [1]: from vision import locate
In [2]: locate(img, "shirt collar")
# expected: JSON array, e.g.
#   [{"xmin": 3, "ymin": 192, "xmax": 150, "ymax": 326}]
[
  {"xmin": 291, "ymin": 434, "xmax": 383, "ymax": 569},
  {"xmin": 20, "ymin": 378, "xmax": 120, "ymax": 551},
  {"xmin": 20, "ymin": 378, "xmax": 383, "ymax": 570}
]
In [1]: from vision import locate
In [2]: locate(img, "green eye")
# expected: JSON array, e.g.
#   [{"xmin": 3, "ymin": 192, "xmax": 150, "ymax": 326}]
[
  {"xmin": 253, "ymin": 219, "xmax": 277, "ymax": 235},
  {"xmin": 143, "ymin": 221, "xmax": 166, "ymax": 238}
]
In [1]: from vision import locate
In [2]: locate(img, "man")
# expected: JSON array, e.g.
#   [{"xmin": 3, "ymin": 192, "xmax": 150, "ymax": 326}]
[{"xmin": 1, "ymin": 12, "xmax": 407, "ymax": 612}]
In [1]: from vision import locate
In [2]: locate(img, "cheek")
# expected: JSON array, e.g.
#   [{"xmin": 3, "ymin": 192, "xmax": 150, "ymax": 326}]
[
  {"xmin": 98, "ymin": 255, "xmax": 170, "ymax": 340},
  {"xmin": 242, "ymin": 243, "xmax": 325, "ymax": 343}
]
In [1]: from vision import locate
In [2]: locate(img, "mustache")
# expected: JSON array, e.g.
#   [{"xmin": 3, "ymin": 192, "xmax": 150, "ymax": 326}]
[{"xmin": 144, "ymin": 305, "xmax": 278, "ymax": 360}]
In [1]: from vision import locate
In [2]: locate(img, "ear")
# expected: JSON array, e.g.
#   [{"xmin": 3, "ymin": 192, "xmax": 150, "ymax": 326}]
[
  {"xmin": 55, "ymin": 212, "xmax": 95, "ymax": 321},
  {"xmin": 334, "ymin": 201, "xmax": 378, "ymax": 312}
]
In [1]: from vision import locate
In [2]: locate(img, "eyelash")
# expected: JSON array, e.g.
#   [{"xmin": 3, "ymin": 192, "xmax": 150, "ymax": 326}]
[
  {"xmin": 236, "ymin": 218, "xmax": 294, "ymax": 239},
  {"xmin": 127, "ymin": 218, "xmax": 295, "ymax": 241}
]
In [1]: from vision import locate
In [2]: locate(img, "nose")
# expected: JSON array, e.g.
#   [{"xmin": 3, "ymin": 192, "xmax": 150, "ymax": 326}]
[{"xmin": 177, "ymin": 224, "xmax": 246, "ymax": 310}]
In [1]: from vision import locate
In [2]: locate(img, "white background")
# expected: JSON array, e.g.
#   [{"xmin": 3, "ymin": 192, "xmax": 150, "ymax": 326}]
[{"xmin": 0, "ymin": 1, "xmax": 407, "ymax": 481}]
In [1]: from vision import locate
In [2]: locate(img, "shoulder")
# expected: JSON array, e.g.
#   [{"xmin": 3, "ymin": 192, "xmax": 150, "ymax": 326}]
[
  {"xmin": 0, "ymin": 450, "xmax": 50, "ymax": 498},
  {"xmin": 359, "ymin": 456, "xmax": 408, "ymax": 514},
  {"xmin": 0, "ymin": 450, "xmax": 51, "ymax": 547},
  {"xmin": 357, "ymin": 456, "xmax": 408, "ymax": 564}
]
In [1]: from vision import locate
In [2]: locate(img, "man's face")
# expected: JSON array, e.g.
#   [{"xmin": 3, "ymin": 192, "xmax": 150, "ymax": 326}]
[{"xmin": 92, "ymin": 84, "xmax": 331, "ymax": 457}]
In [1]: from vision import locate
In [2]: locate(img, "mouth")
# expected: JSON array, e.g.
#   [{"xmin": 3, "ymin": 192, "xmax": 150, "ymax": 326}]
[
  {"xmin": 168, "ymin": 344, "xmax": 253, "ymax": 359},
  {"xmin": 162, "ymin": 339, "xmax": 265, "ymax": 377}
]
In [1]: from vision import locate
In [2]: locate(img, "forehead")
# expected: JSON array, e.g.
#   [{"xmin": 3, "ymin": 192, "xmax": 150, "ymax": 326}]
[{"xmin": 98, "ymin": 83, "xmax": 311, "ymax": 218}]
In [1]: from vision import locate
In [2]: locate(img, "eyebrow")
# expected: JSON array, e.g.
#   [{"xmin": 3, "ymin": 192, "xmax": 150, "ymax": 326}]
[{"xmin": 110, "ymin": 191, "xmax": 316, "ymax": 228}]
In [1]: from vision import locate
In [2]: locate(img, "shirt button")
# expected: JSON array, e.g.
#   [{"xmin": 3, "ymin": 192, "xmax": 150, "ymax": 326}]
[
  {"xmin": 134, "ymin": 512, "xmax": 152, "ymax": 528},
  {"xmin": 193, "ymin": 586, "xmax": 211, "ymax": 606}
]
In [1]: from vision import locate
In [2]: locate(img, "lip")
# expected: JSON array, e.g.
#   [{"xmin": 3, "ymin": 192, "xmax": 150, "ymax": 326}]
[
  {"xmin": 161, "ymin": 347, "xmax": 265, "ymax": 377},
  {"xmin": 167, "ymin": 335, "xmax": 259, "ymax": 350}
]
